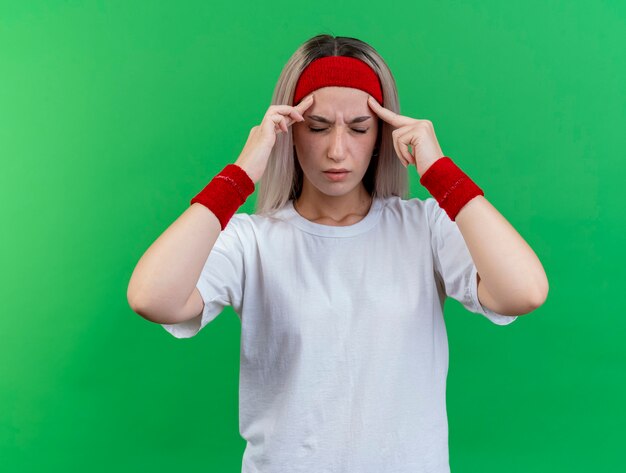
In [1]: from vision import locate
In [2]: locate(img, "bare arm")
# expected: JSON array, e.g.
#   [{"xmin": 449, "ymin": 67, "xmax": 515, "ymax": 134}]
[
  {"xmin": 127, "ymin": 203, "xmax": 222, "ymax": 324},
  {"xmin": 455, "ymin": 195, "xmax": 549, "ymax": 315},
  {"xmin": 128, "ymin": 97, "xmax": 313, "ymax": 325}
]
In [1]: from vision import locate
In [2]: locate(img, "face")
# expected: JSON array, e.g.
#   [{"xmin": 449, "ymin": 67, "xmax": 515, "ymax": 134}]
[{"xmin": 292, "ymin": 86, "xmax": 379, "ymax": 199}]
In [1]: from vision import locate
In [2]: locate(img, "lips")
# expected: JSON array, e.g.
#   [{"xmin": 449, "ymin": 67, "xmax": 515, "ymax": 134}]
[{"xmin": 323, "ymin": 170, "xmax": 350, "ymax": 181}]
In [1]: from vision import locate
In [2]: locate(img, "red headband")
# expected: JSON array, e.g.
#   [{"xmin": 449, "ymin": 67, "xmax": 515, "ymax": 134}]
[{"xmin": 292, "ymin": 56, "xmax": 384, "ymax": 106}]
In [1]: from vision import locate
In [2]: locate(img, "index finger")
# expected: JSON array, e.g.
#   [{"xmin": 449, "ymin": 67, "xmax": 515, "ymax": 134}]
[
  {"xmin": 367, "ymin": 95, "xmax": 413, "ymax": 128},
  {"xmin": 294, "ymin": 93, "xmax": 315, "ymax": 113}
]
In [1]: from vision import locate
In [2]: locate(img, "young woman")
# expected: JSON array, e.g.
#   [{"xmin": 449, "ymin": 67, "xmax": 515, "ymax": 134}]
[{"xmin": 128, "ymin": 34, "xmax": 548, "ymax": 473}]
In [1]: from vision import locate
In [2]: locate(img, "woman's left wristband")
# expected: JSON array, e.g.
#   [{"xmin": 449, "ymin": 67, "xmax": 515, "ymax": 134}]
[{"xmin": 419, "ymin": 156, "xmax": 484, "ymax": 221}]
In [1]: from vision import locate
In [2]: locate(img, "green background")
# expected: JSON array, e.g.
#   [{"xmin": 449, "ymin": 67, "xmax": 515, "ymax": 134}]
[{"xmin": 1, "ymin": 1, "xmax": 624, "ymax": 471}]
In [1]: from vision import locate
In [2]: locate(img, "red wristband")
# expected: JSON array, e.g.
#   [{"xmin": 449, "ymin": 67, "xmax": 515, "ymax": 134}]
[
  {"xmin": 190, "ymin": 164, "xmax": 255, "ymax": 230},
  {"xmin": 419, "ymin": 157, "xmax": 484, "ymax": 221}
]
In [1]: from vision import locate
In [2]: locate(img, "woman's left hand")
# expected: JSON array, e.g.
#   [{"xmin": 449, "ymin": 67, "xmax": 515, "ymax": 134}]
[{"xmin": 367, "ymin": 95, "xmax": 445, "ymax": 177}]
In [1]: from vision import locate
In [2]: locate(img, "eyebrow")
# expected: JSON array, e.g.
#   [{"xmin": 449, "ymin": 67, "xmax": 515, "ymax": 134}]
[{"xmin": 306, "ymin": 114, "xmax": 372, "ymax": 125}]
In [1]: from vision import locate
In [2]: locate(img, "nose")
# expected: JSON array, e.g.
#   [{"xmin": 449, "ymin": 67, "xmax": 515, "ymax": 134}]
[{"xmin": 327, "ymin": 127, "xmax": 347, "ymax": 161}]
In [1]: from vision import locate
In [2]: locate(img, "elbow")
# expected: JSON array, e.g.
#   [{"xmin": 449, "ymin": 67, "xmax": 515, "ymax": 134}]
[
  {"xmin": 535, "ymin": 265, "xmax": 549, "ymax": 303},
  {"xmin": 128, "ymin": 293, "xmax": 151, "ymax": 321},
  {"xmin": 127, "ymin": 287, "xmax": 147, "ymax": 317},
  {"xmin": 525, "ymin": 278, "xmax": 549, "ymax": 313},
  {"xmin": 127, "ymin": 289, "xmax": 141, "ymax": 314},
  {"xmin": 129, "ymin": 298, "xmax": 164, "ymax": 324},
  {"xmin": 505, "ymin": 278, "xmax": 549, "ymax": 316},
  {"xmin": 127, "ymin": 290, "xmax": 160, "ymax": 324},
  {"xmin": 128, "ymin": 292, "xmax": 186, "ymax": 325}
]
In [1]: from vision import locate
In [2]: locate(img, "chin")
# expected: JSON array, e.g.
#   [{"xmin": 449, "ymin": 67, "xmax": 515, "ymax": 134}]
[{"xmin": 318, "ymin": 183, "xmax": 362, "ymax": 197}]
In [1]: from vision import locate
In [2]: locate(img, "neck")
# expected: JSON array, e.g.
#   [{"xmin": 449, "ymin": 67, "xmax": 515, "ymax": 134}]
[{"xmin": 294, "ymin": 184, "xmax": 373, "ymax": 226}]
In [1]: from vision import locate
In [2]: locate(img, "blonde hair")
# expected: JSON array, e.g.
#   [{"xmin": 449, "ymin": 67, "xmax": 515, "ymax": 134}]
[{"xmin": 254, "ymin": 33, "xmax": 408, "ymax": 216}]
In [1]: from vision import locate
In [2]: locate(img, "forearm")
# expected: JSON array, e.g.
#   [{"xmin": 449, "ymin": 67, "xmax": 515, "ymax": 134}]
[{"xmin": 454, "ymin": 195, "xmax": 549, "ymax": 311}]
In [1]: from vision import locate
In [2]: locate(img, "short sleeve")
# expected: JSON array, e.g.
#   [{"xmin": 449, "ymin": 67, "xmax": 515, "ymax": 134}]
[
  {"xmin": 426, "ymin": 198, "xmax": 517, "ymax": 326},
  {"xmin": 161, "ymin": 213, "xmax": 247, "ymax": 338}
]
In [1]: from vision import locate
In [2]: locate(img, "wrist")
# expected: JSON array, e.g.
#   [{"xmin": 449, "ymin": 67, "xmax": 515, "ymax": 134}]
[
  {"xmin": 234, "ymin": 158, "xmax": 258, "ymax": 184},
  {"xmin": 190, "ymin": 163, "xmax": 255, "ymax": 230},
  {"xmin": 419, "ymin": 156, "xmax": 484, "ymax": 221},
  {"xmin": 418, "ymin": 157, "xmax": 444, "ymax": 179}
]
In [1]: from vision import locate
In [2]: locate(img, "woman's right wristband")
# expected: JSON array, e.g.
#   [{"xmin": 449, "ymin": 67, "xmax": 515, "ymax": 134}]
[{"xmin": 190, "ymin": 164, "xmax": 255, "ymax": 230}]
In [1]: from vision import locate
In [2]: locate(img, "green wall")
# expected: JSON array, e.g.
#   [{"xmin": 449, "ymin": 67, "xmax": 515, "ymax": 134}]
[{"xmin": 1, "ymin": 1, "xmax": 624, "ymax": 471}]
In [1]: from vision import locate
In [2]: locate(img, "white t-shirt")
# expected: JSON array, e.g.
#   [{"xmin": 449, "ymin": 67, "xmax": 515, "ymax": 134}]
[{"xmin": 162, "ymin": 195, "xmax": 517, "ymax": 473}]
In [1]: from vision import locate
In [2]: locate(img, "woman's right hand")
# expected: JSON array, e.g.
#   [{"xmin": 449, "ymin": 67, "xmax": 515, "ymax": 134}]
[{"xmin": 234, "ymin": 94, "xmax": 315, "ymax": 184}]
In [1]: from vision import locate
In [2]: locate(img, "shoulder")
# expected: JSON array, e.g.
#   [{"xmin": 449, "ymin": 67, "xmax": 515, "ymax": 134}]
[
  {"xmin": 227, "ymin": 207, "xmax": 290, "ymax": 236},
  {"xmin": 379, "ymin": 195, "xmax": 437, "ymax": 222},
  {"xmin": 219, "ymin": 213, "xmax": 257, "ymax": 245}
]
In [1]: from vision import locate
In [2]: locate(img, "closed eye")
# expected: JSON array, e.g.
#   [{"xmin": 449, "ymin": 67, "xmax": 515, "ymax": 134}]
[{"xmin": 309, "ymin": 127, "xmax": 368, "ymax": 134}]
